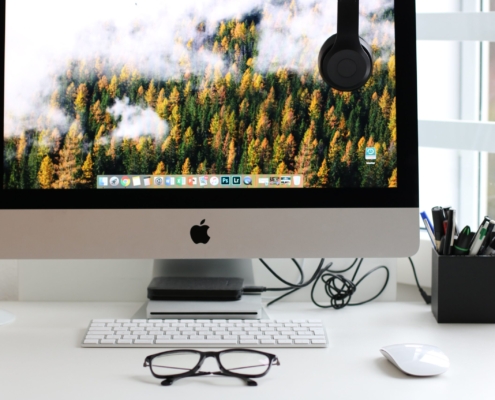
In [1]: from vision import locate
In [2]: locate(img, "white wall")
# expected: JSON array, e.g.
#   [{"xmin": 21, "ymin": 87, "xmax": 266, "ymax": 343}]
[{"xmin": 0, "ymin": 258, "xmax": 396, "ymax": 303}]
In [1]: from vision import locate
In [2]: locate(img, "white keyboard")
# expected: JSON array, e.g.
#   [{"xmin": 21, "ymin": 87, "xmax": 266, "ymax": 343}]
[{"xmin": 82, "ymin": 318, "xmax": 328, "ymax": 348}]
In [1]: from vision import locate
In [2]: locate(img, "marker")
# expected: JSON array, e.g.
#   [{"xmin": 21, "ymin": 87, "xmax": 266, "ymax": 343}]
[
  {"xmin": 420, "ymin": 212, "xmax": 436, "ymax": 249},
  {"xmin": 469, "ymin": 217, "xmax": 491, "ymax": 256},
  {"xmin": 478, "ymin": 220, "xmax": 495, "ymax": 255},
  {"xmin": 432, "ymin": 207, "xmax": 445, "ymax": 252},
  {"xmin": 453, "ymin": 226, "xmax": 472, "ymax": 256}
]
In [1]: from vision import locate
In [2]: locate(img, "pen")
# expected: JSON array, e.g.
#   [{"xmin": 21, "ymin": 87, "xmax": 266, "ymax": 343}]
[
  {"xmin": 432, "ymin": 207, "xmax": 445, "ymax": 252},
  {"xmin": 443, "ymin": 209, "xmax": 456, "ymax": 255},
  {"xmin": 478, "ymin": 220, "xmax": 495, "ymax": 255},
  {"xmin": 420, "ymin": 211, "xmax": 436, "ymax": 248},
  {"xmin": 469, "ymin": 217, "xmax": 491, "ymax": 256},
  {"xmin": 482, "ymin": 237, "xmax": 495, "ymax": 256},
  {"xmin": 420, "ymin": 211, "xmax": 434, "ymax": 232}
]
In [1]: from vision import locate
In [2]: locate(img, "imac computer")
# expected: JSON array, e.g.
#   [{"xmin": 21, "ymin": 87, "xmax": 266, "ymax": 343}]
[{"xmin": 1, "ymin": 0, "xmax": 419, "ymax": 323}]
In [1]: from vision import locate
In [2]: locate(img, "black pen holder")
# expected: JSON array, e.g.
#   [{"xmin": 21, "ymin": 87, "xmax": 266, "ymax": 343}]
[{"xmin": 432, "ymin": 249, "xmax": 495, "ymax": 323}]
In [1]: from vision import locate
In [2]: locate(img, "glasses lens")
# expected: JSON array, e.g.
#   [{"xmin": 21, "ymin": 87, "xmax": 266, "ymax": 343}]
[
  {"xmin": 219, "ymin": 351, "xmax": 271, "ymax": 377},
  {"xmin": 150, "ymin": 351, "xmax": 201, "ymax": 377}
]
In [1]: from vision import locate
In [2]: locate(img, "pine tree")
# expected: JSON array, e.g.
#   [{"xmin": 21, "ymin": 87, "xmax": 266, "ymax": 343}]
[{"xmin": 38, "ymin": 156, "xmax": 54, "ymax": 189}]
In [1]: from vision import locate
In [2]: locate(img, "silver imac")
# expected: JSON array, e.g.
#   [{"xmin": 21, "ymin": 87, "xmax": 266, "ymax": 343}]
[{"xmin": 1, "ymin": 1, "xmax": 419, "ymax": 260}]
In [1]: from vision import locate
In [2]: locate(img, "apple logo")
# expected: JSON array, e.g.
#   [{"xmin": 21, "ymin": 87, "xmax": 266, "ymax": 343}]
[{"xmin": 190, "ymin": 220, "xmax": 211, "ymax": 244}]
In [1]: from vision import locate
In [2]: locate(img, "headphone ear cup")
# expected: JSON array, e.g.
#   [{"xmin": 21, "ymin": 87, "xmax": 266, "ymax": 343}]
[
  {"xmin": 318, "ymin": 35, "xmax": 373, "ymax": 91},
  {"xmin": 318, "ymin": 34, "xmax": 338, "ymax": 85}
]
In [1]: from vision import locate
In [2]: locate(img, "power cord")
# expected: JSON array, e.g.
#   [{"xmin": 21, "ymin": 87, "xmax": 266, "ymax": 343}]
[
  {"xmin": 244, "ymin": 258, "xmax": 390, "ymax": 309},
  {"xmin": 408, "ymin": 257, "xmax": 431, "ymax": 305}
]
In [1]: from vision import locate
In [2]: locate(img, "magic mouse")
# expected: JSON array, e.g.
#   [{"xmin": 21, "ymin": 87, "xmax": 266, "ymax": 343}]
[{"xmin": 380, "ymin": 344, "xmax": 449, "ymax": 377}]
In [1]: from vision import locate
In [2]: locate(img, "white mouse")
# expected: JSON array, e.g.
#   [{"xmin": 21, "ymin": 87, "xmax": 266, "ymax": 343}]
[{"xmin": 380, "ymin": 344, "xmax": 449, "ymax": 377}]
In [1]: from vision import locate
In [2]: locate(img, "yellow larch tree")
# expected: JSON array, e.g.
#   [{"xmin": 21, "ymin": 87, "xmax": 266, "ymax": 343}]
[
  {"xmin": 38, "ymin": 156, "xmax": 54, "ymax": 189},
  {"xmin": 108, "ymin": 75, "xmax": 119, "ymax": 98},
  {"xmin": 389, "ymin": 169, "xmax": 398, "ymax": 188},
  {"xmin": 154, "ymin": 162, "xmax": 166, "ymax": 175},
  {"xmin": 182, "ymin": 158, "xmax": 192, "ymax": 175},
  {"xmin": 145, "ymin": 80, "xmax": 157, "ymax": 108}
]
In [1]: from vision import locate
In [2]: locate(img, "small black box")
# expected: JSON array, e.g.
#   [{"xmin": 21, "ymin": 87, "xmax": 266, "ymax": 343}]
[
  {"xmin": 147, "ymin": 277, "xmax": 244, "ymax": 301},
  {"xmin": 432, "ymin": 249, "xmax": 495, "ymax": 323}
]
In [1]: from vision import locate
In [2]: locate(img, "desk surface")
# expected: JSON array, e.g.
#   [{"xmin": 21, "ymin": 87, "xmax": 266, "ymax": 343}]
[{"xmin": 0, "ymin": 301, "xmax": 494, "ymax": 400}]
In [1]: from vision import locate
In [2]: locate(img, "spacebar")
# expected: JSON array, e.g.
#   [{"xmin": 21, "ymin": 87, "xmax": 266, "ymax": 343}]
[{"xmin": 156, "ymin": 340, "xmax": 238, "ymax": 345}]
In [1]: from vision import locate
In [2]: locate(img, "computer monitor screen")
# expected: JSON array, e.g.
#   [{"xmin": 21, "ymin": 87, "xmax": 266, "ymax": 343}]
[
  {"xmin": 0, "ymin": 0, "xmax": 418, "ymax": 259},
  {"xmin": 4, "ymin": 0, "xmax": 398, "ymax": 191}
]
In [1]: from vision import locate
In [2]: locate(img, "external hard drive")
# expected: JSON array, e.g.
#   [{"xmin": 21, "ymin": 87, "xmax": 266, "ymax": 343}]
[{"xmin": 147, "ymin": 277, "xmax": 244, "ymax": 301}]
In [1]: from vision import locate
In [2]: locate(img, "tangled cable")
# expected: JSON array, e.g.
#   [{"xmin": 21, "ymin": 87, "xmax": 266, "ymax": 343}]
[{"xmin": 258, "ymin": 258, "xmax": 390, "ymax": 309}]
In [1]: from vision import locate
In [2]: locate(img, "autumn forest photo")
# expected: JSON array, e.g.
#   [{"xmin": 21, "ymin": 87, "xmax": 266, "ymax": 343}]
[{"xmin": 3, "ymin": 0, "xmax": 397, "ymax": 189}]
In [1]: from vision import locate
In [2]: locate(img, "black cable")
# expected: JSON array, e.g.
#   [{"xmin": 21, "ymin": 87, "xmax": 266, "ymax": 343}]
[
  {"xmin": 408, "ymin": 257, "xmax": 431, "ymax": 305},
  {"xmin": 257, "ymin": 258, "xmax": 390, "ymax": 309}
]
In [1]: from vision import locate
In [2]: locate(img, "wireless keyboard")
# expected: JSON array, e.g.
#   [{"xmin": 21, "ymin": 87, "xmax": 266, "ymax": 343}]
[{"xmin": 82, "ymin": 318, "xmax": 328, "ymax": 348}]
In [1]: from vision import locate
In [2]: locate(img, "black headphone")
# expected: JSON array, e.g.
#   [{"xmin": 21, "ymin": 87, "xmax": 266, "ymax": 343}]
[{"xmin": 318, "ymin": 0, "xmax": 373, "ymax": 92}]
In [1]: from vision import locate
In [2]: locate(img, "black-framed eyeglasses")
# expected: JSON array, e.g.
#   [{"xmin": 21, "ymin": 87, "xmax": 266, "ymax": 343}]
[{"xmin": 143, "ymin": 349, "xmax": 280, "ymax": 387}]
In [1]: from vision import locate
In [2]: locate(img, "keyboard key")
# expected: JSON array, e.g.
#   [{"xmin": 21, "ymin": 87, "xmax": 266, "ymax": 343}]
[
  {"xmin": 277, "ymin": 340, "xmax": 293, "ymax": 344},
  {"xmin": 274, "ymin": 335, "xmax": 289, "ymax": 340},
  {"xmin": 135, "ymin": 340, "xmax": 154, "ymax": 344},
  {"xmin": 123, "ymin": 335, "xmax": 139, "ymax": 339},
  {"xmin": 223, "ymin": 336, "xmax": 239, "ymax": 340},
  {"xmin": 116, "ymin": 319, "xmax": 131, "ymax": 323},
  {"xmin": 88, "ymin": 327, "xmax": 112, "ymax": 331},
  {"xmin": 256, "ymin": 335, "xmax": 273, "ymax": 340},
  {"xmin": 84, "ymin": 339, "xmax": 99, "ymax": 344},
  {"xmin": 90, "ymin": 323, "xmax": 106, "ymax": 327},
  {"xmin": 105, "ymin": 335, "xmax": 121, "ymax": 339},
  {"xmin": 86, "ymin": 335, "xmax": 106, "ymax": 339},
  {"xmin": 261, "ymin": 340, "xmax": 276, "ymax": 344},
  {"xmin": 312, "ymin": 340, "xmax": 327, "ymax": 344},
  {"xmin": 294, "ymin": 340, "xmax": 310, "ymax": 345},
  {"xmin": 240, "ymin": 335, "xmax": 255, "ymax": 340},
  {"xmin": 291, "ymin": 335, "xmax": 326, "ymax": 340},
  {"xmin": 101, "ymin": 340, "xmax": 116, "ymax": 344},
  {"xmin": 156, "ymin": 340, "xmax": 238, "ymax": 345},
  {"xmin": 117, "ymin": 340, "xmax": 133, "ymax": 344},
  {"xmin": 172, "ymin": 335, "xmax": 188, "ymax": 340},
  {"xmin": 240, "ymin": 340, "xmax": 260, "ymax": 345},
  {"xmin": 139, "ymin": 335, "xmax": 155, "ymax": 340},
  {"xmin": 133, "ymin": 320, "xmax": 148, "ymax": 323}
]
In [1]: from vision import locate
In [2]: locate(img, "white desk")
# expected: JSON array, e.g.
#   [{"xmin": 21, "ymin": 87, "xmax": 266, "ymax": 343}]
[{"xmin": 1, "ymin": 301, "xmax": 494, "ymax": 400}]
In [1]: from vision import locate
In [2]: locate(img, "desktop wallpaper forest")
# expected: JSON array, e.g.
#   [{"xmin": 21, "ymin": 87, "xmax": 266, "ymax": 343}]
[{"xmin": 3, "ymin": 0, "xmax": 397, "ymax": 189}]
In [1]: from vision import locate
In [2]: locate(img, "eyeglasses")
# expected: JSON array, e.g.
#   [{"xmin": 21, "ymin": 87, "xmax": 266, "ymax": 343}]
[{"xmin": 143, "ymin": 349, "xmax": 280, "ymax": 386}]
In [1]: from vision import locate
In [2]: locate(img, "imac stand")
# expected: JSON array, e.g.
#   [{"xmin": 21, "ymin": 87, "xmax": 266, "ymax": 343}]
[
  {"xmin": 0, "ymin": 310, "xmax": 15, "ymax": 326},
  {"xmin": 146, "ymin": 259, "xmax": 264, "ymax": 319}
]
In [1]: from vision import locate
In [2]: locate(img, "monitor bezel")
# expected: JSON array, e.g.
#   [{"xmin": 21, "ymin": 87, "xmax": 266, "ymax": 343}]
[{"xmin": 0, "ymin": 0, "xmax": 419, "ymax": 210}]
